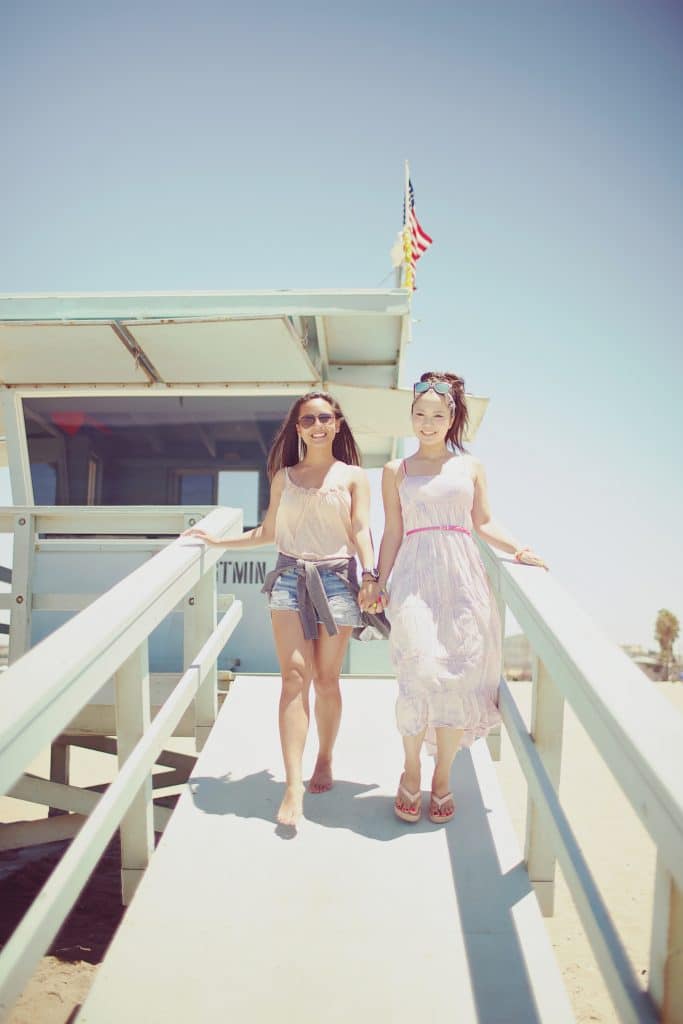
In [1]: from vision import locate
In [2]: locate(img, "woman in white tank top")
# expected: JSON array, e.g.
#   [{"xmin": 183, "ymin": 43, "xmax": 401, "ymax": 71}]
[{"xmin": 184, "ymin": 391, "xmax": 378, "ymax": 828}]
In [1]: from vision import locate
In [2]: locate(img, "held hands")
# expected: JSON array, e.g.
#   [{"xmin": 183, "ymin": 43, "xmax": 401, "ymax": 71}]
[{"xmin": 358, "ymin": 580, "xmax": 388, "ymax": 614}]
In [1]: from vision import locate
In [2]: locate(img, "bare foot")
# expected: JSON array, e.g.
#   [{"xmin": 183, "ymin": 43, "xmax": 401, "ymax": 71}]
[
  {"xmin": 277, "ymin": 784, "xmax": 304, "ymax": 826},
  {"xmin": 308, "ymin": 757, "xmax": 333, "ymax": 793}
]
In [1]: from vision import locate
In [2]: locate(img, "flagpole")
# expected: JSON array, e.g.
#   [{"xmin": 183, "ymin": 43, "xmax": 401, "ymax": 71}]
[
  {"xmin": 402, "ymin": 160, "xmax": 411, "ymax": 289},
  {"xmin": 404, "ymin": 159, "xmax": 410, "ymax": 230}
]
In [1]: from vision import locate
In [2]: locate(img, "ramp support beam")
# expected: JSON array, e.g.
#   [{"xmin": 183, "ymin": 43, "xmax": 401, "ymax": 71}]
[
  {"xmin": 650, "ymin": 855, "xmax": 683, "ymax": 1023},
  {"xmin": 185, "ymin": 568, "xmax": 217, "ymax": 751},
  {"xmin": 524, "ymin": 655, "xmax": 565, "ymax": 916},
  {"xmin": 115, "ymin": 642, "xmax": 154, "ymax": 905}
]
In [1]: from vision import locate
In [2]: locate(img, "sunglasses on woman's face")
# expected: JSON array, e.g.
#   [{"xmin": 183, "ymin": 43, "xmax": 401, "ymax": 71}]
[
  {"xmin": 297, "ymin": 412, "xmax": 336, "ymax": 428},
  {"xmin": 413, "ymin": 380, "xmax": 452, "ymax": 398}
]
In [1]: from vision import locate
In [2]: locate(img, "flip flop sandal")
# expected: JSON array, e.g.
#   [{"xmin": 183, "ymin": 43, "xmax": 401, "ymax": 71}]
[
  {"xmin": 429, "ymin": 791, "xmax": 455, "ymax": 824},
  {"xmin": 394, "ymin": 780, "xmax": 422, "ymax": 823}
]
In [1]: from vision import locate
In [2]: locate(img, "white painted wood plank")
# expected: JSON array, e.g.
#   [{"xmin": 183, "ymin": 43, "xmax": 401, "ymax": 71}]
[
  {"xmin": 486, "ymin": 591, "xmax": 505, "ymax": 762},
  {"xmin": 0, "ymin": 392, "xmax": 33, "ymax": 505},
  {"xmin": 0, "ymin": 814, "xmax": 86, "ymax": 852},
  {"xmin": 8, "ymin": 512, "xmax": 35, "ymax": 665},
  {"xmin": 7, "ymin": 774, "xmax": 172, "ymax": 833},
  {"xmin": 47, "ymin": 741, "xmax": 70, "ymax": 817},
  {"xmin": 0, "ymin": 505, "xmax": 218, "ymax": 535},
  {"xmin": 525, "ymin": 656, "xmax": 565, "ymax": 915},
  {"xmin": 115, "ymin": 644, "xmax": 154, "ymax": 905},
  {"xmin": 63, "ymin": 704, "xmax": 195, "ymax": 738},
  {"xmin": 187, "ymin": 571, "xmax": 217, "ymax": 751},
  {"xmin": 650, "ymin": 854, "xmax": 683, "ymax": 1023},
  {"xmin": 31, "ymin": 594, "xmax": 104, "ymax": 611},
  {"xmin": 0, "ymin": 290, "xmax": 411, "ymax": 323}
]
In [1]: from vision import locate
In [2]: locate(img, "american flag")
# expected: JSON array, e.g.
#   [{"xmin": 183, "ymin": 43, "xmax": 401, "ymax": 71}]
[{"xmin": 402, "ymin": 179, "xmax": 432, "ymax": 288}]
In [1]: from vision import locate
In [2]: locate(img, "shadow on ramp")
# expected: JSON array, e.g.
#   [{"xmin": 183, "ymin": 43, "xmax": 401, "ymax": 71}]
[
  {"xmin": 189, "ymin": 770, "xmax": 440, "ymax": 839},
  {"xmin": 447, "ymin": 747, "xmax": 547, "ymax": 1024},
  {"xmin": 190, "ymin": 748, "xmax": 555, "ymax": 1022}
]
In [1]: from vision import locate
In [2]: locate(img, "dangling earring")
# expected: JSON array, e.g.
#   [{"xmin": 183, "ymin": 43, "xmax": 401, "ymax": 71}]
[{"xmin": 298, "ymin": 436, "xmax": 305, "ymax": 461}]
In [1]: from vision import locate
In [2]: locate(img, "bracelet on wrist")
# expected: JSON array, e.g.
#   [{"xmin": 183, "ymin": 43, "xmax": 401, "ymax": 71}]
[{"xmin": 361, "ymin": 567, "xmax": 380, "ymax": 582}]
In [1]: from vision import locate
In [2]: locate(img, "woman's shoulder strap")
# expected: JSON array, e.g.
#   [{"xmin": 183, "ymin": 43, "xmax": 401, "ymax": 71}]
[{"xmin": 383, "ymin": 457, "xmax": 405, "ymax": 479}]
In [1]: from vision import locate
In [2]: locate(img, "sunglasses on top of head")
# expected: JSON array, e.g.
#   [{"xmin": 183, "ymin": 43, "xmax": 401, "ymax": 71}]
[
  {"xmin": 297, "ymin": 412, "xmax": 336, "ymax": 428},
  {"xmin": 413, "ymin": 380, "xmax": 453, "ymax": 398}
]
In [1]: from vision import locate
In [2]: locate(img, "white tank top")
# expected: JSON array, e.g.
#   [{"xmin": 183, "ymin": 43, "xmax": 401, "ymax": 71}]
[{"xmin": 274, "ymin": 467, "xmax": 356, "ymax": 560}]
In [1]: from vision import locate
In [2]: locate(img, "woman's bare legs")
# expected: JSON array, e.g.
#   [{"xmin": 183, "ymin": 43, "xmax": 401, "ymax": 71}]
[
  {"xmin": 395, "ymin": 728, "xmax": 427, "ymax": 815},
  {"xmin": 309, "ymin": 626, "xmax": 353, "ymax": 793},
  {"xmin": 430, "ymin": 726, "xmax": 463, "ymax": 819},
  {"xmin": 271, "ymin": 611, "xmax": 313, "ymax": 826}
]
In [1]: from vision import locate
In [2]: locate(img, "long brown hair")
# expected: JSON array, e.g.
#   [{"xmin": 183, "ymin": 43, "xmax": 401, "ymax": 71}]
[
  {"xmin": 412, "ymin": 370, "xmax": 469, "ymax": 453},
  {"xmin": 266, "ymin": 391, "xmax": 362, "ymax": 480}
]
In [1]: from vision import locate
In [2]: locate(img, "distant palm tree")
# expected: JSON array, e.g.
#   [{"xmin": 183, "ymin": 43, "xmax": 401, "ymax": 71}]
[{"xmin": 655, "ymin": 609, "xmax": 680, "ymax": 681}]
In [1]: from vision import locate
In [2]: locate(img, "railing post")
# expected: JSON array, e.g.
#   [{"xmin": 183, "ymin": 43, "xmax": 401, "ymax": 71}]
[
  {"xmin": 1, "ymin": 389, "xmax": 34, "ymax": 506},
  {"xmin": 48, "ymin": 740, "xmax": 71, "ymax": 817},
  {"xmin": 8, "ymin": 512, "xmax": 35, "ymax": 665},
  {"xmin": 114, "ymin": 642, "xmax": 154, "ymax": 906},
  {"xmin": 650, "ymin": 853, "xmax": 683, "ymax": 1023},
  {"xmin": 524, "ymin": 654, "xmax": 565, "ymax": 916},
  {"xmin": 487, "ymin": 590, "xmax": 506, "ymax": 761},
  {"xmin": 185, "ymin": 566, "xmax": 217, "ymax": 752}
]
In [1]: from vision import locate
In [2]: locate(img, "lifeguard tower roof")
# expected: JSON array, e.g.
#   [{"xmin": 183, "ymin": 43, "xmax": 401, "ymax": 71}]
[{"xmin": 0, "ymin": 289, "xmax": 488, "ymax": 475}]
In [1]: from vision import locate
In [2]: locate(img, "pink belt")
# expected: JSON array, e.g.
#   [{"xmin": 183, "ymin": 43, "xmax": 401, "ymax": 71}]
[{"xmin": 405, "ymin": 525, "xmax": 471, "ymax": 537}]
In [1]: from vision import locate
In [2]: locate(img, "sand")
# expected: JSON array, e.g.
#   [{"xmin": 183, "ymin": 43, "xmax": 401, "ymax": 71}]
[{"xmin": 1, "ymin": 681, "xmax": 681, "ymax": 1024}]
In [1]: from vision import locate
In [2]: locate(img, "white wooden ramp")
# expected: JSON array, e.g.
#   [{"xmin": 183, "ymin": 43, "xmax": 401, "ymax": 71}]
[{"xmin": 76, "ymin": 677, "xmax": 574, "ymax": 1024}]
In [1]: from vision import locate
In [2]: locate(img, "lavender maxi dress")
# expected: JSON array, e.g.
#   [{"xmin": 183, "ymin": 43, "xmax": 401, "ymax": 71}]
[{"xmin": 386, "ymin": 457, "xmax": 502, "ymax": 751}]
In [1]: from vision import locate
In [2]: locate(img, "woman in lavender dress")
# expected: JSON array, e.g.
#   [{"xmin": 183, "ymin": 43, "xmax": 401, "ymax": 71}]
[{"xmin": 362, "ymin": 371, "xmax": 546, "ymax": 825}]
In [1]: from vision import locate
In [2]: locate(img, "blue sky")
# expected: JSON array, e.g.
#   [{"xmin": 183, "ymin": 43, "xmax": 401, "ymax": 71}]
[{"xmin": 1, "ymin": 0, "xmax": 681, "ymax": 647}]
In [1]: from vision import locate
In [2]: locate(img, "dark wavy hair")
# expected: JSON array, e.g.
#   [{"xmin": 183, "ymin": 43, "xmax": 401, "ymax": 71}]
[
  {"xmin": 266, "ymin": 390, "xmax": 362, "ymax": 480},
  {"xmin": 412, "ymin": 370, "xmax": 469, "ymax": 453}
]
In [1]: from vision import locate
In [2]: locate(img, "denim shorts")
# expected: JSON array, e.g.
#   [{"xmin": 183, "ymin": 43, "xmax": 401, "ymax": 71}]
[{"xmin": 268, "ymin": 567, "xmax": 362, "ymax": 627}]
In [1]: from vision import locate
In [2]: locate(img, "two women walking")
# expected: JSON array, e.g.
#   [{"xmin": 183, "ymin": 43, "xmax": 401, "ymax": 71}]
[{"xmin": 184, "ymin": 373, "xmax": 545, "ymax": 828}]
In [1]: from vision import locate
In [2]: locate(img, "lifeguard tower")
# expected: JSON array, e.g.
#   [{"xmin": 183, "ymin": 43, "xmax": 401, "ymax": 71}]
[
  {"xmin": 0, "ymin": 289, "xmax": 487, "ymax": 678},
  {"xmin": 0, "ymin": 291, "xmax": 681, "ymax": 1024}
]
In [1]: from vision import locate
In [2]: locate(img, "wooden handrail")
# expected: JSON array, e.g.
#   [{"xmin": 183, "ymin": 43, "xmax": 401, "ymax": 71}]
[
  {"xmin": 0, "ymin": 601, "xmax": 242, "ymax": 1015},
  {"xmin": 0, "ymin": 507, "xmax": 239, "ymax": 795},
  {"xmin": 478, "ymin": 542, "xmax": 683, "ymax": 889},
  {"xmin": 0, "ymin": 506, "xmax": 243, "ymax": 1017},
  {"xmin": 477, "ymin": 538, "xmax": 683, "ymax": 1022}
]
